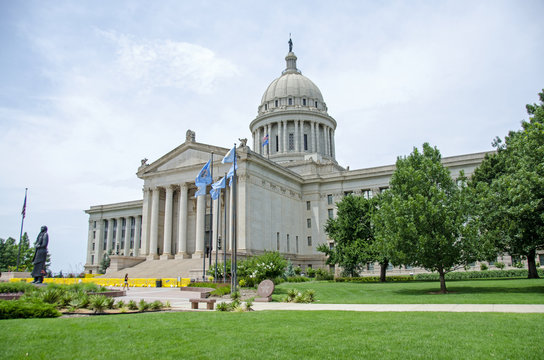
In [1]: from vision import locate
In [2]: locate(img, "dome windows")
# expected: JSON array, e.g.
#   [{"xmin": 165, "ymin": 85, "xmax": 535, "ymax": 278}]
[
  {"xmin": 288, "ymin": 98, "xmax": 293, "ymax": 105},
  {"xmin": 303, "ymin": 98, "xmax": 306, "ymax": 106},
  {"xmin": 275, "ymin": 100, "xmax": 279, "ymax": 107}
]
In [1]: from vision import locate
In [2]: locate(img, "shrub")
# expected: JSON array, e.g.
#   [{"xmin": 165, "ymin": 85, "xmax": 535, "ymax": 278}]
[
  {"xmin": 0, "ymin": 299, "xmax": 61, "ymax": 319},
  {"xmin": 0, "ymin": 282, "xmax": 35, "ymax": 294},
  {"xmin": 306, "ymin": 268, "xmax": 316, "ymax": 278},
  {"xmin": 216, "ymin": 302, "xmax": 230, "ymax": 311},
  {"xmin": 334, "ymin": 275, "xmax": 414, "ymax": 283},
  {"xmin": 294, "ymin": 266, "xmax": 302, "ymax": 275},
  {"xmin": 211, "ymin": 285, "xmax": 230, "ymax": 297},
  {"xmin": 150, "ymin": 300, "xmax": 163, "ymax": 311},
  {"xmin": 138, "ymin": 299, "xmax": 150, "ymax": 312},
  {"xmin": 494, "ymin": 262, "xmax": 505, "ymax": 269},
  {"xmin": 237, "ymin": 251, "xmax": 287, "ymax": 284},
  {"xmin": 105, "ymin": 297, "xmax": 115, "ymax": 309},
  {"xmin": 315, "ymin": 269, "xmax": 334, "ymax": 281},
  {"xmin": 480, "ymin": 263, "xmax": 489, "ymax": 271},
  {"xmin": 89, "ymin": 295, "xmax": 107, "ymax": 313},
  {"xmin": 245, "ymin": 298, "xmax": 254, "ymax": 311},
  {"xmin": 285, "ymin": 289, "xmax": 316, "ymax": 304},
  {"xmin": 116, "ymin": 300, "xmax": 125, "ymax": 309},
  {"xmin": 127, "ymin": 300, "xmax": 138, "ymax": 310},
  {"xmin": 414, "ymin": 269, "xmax": 544, "ymax": 281},
  {"xmin": 514, "ymin": 262, "xmax": 524, "ymax": 269},
  {"xmin": 284, "ymin": 261, "xmax": 295, "ymax": 278},
  {"xmin": 39, "ymin": 288, "xmax": 64, "ymax": 305}
]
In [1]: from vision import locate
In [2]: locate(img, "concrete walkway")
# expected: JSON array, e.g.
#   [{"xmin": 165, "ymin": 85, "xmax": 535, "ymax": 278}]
[{"xmin": 114, "ymin": 287, "xmax": 544, "ymax": 313}]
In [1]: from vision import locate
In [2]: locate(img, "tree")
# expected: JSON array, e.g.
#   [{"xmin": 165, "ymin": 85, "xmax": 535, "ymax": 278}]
[
  {"xmin": 374, "ymin": 143, "xmax": 481, "ymax": 293},
  {"xmin": 0, "ymin": 233, "xmax": 35, "ymax": 272},
  {"xmin": 318, "ymin": 195, "xmax": 389, "ymax": 280},
  {"xmin": 470, "ymin": 90, "xmax": 544, "ymax": 279},
  {"xmin": 99, "ymin": 250, "xmax": 112, "ymax": 274}
]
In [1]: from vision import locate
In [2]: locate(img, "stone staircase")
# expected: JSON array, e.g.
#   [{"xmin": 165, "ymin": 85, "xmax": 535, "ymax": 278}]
[{"xmin": 100, "ymin": 258, "xmax": 213, "ymax": 279}]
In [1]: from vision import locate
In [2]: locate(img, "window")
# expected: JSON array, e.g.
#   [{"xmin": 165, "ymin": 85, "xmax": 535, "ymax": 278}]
[
  {"xmin": 93, "ymin": 231, "xmax": 96, "ymax": 239},
  {"xmin": 112, "ymin": 219, "xmax": 117, "ymax": 239},
  {"xmin": 315, "ymin": 101, "xmax": 318, "ymax": 107},
  {"xmin": 539, "ymin": 255, "xmax": 544, "ymax": 265},
  {"xmin": 344, "ymin": 191, "xmax": 353, "ymax": 196},
  {"xmin": 307, "ymin": 236, "xmax": 312, "ymax": 246},
  {"xmin": 362, "ymin": 189, "xmax": 372, "ymax": 199},
  {"xmin": 264, "ymin": 104, "xmax": 268, "ymax": 110},
  {"xmin": 327, "ymin": 194, "xmax": 333, "ymax": 205},
  {"xmin": 277, "ymin": 232, "xmax": 280, "ymax": 251},
  {"xmin": 329, "ymin": 242, "xmax": 334, "ymax": 250},
  {"xmin": 304, "ymin": 134, "xmax": 308, "ymax": 150},
  {"xmin": 288, "ymin": 133, "xmax": 294, "ymax": 150},
  {"xmin": 307, "ymin": 218, "xmax": 311, "ymax": 228},
  {"xmin": 306, "ymin": 201, "xmax": 311, "ymax": 211},
  {"xmin": 93, "ymin": 221, "xmax": 96, "ymax": 229},
  {"xmin": 91, "ymin": 255, "xmax": 94, "ymax": 264},
  {"xmin": 296, "ymin": 236, "xmax": 299, "ymax": 253},
  {"xmin": 92, "ymin": 242, "xmax": 95, "ymax": 251},
  {"xmin": 287, "ymin": 234, "xmax": 290, "ymax": 252},
  {"xmin": 275, "ymin": 100, "xmax": 278, "ymax": 107},
  {"xmin": 288, "ymin": 98, "xmax": 293, "ymax": 105},
  {"xmin": 328, "ymin": 209, "xmax": 334, "ymax": 219},
  {"xmin": 379, "ymin": 186, "xmax": 389, "ymax": 193},
  {"xmin": 103, "ymin": 220, "xmax": 108, "ymax": 250},
  {"xmin": 303, "ymin": 98, "xmax": 306, "ymax": 106},
  {"xmin": 275, "ymin": 135, "xmax": 279, "ymax": 152},
  {"xmin": 121, "ymin": 218, "xmax": 126, "ymax": 238},
  {"xmin": 366, "ymin": 262, "xmax": 374, "ymax": 271}
]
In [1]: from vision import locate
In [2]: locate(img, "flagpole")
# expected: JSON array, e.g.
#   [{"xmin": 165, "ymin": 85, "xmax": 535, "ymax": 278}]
[
  {"xmin": 208, "ymin": 152, "xmax": 214, "ymax": 277},
  {"xmin": 214, "ymin": 187, "xmax": 220, "ymax": 281},
  {"xmin": 232, "ymin": 144, "xmax": 238, "ymax": 293},
  {"xmin": 17, "ymin": 188, "xmax": 28, "ymax": 272},
  {"xmin": 223, "ymin": 172, "xmax": 227, "ymax": 283}
]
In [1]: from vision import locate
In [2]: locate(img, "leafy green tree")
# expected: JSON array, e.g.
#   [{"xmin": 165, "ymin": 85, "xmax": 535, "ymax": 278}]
[
  {"xmin": 0, "ymin": 233, "xmax": 35, "ymax": 272},
  {"xmin": 374, "ymin": 143, "xmax": 481, "ymax": 293},
  {"xmin": 470, "ymin": 90, "xmax": 544, "ymax": 279},
  {"xmin": 318, "ymin": 195, "xmax": 389, "ymax": 280},
  {"xmin": 99, "ymin": 250, "xmax": 112, "ymax": 274}
]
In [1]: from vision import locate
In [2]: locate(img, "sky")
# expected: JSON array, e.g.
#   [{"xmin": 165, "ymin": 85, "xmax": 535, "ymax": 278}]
[{"xmin": 1, "ymin": 0, "xmax": 543, "ymax": 274}]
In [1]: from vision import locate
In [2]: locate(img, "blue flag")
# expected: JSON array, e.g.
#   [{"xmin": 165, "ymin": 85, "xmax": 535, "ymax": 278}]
[
  {"xmin": 210, "ymin": 187, "xmax": 221, "ymax": 200},
  {"xmin": 195, "ymin": 186, "xmax": 207, "ymax": 197},
  {"xmin": 222, "ymin": 146, "xmax": 235, "ymax": 164},
  {"xmin": 212, "ymin": 176, "xmax": 226, "ymax": 190},
  {"xmin": 195, "ymin": 160, "xmax": 212, "ymax": 187},
  {"xmin": 262, "ymin": 134, "xmax": 269, "ymax": 146}
]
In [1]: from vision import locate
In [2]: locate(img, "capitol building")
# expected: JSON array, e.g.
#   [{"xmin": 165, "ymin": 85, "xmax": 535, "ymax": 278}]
[{"xmin": 84, "ymin": 46, "xmax": 488, "ymax": 278}]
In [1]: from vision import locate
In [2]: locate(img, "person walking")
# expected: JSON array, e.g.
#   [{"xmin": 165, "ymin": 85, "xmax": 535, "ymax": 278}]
[{"xmin": 123, "ymin": 273, "xmax": 129, "ymax": 290}]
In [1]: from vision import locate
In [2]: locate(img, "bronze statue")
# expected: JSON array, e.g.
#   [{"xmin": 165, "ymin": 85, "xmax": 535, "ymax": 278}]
[
  {"xmin": 31, "ymin": 226, "xmax": 49, "ymax": 284},
  {"xmin": 288, "ymin": 37, "xmax": 293, "ymax": 52}
]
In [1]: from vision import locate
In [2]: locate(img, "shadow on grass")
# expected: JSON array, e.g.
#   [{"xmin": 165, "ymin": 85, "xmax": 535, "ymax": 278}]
[{"xmin": 394, "ymin": 286, "xmax": 544, "ymax": 296}]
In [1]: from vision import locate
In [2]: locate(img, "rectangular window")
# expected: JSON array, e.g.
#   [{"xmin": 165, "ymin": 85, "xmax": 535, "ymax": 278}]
[
  {"xmin": 121, "ymin": 218, "xmax": 126, "ymax": 239},
  {"xmin": 328, "ymin": 209, "xmax": 334, "ymax": 219},
  {"xmin": 307, "ymin": 218, "xmax": 311, "ymax": 228},
  {"xmin": 92, "ymin": 242, "xmax": 95, "ymax": 251},
  {"xmin": 275, "ymin": 135, "xmax": 279, "ymax": 152},
  {"xmin": 296, "ymin": 236, "xmax": 299, "ymax": 253},
  {"xmin": 275, "ymin": 100, "xmax": 278, "ymax": 107},
  {"xmin": 277, "ymin": 232, "xmax": 280, "ymax": 251},
  {"xmin": 366, "ymin": 262, "xmax": 374, "ymax": 271},
  {"xmin": 539, "ymin": 255, "xmax": 544, "ymax": 265},
  {"xmin": 93, "ymin": 231, "xmax": 96, "ymax": 239},
  {"xmin": 288, "ymin": 98, "xmax": 293, "ymax": 105},
  {"xmin": 264, "ymin": 103, "xmax": 268, "ymax": 110},
  {"xmin": 379, "ymin": 186, "xmax": 389, "ymax": 193},
  {"xmin": 287, "ymin": 234, "xmax": 290, "ymax": 252},
  {"xmin": 93, "ymin": 221, "xmax": 96, "ymax": 229},
  {"xmin": 304, "ymin": 134, "xmax": 308, "ymax": 150},
  {"xmin": 362, "ymin": 189, "xmax": 372, "ymax": 199},
  {"xmin": 303, "ymin": 98, "xmax": 306, "ymax": 106},
  {"xmin": 344, "ymin": 191, "xmax": 353, "ymax": 196},
  {"xmin": 91, "ymin": 255, "xmax": 94, "ymax": 264},
  {"xmin": 307, "ymin": 236, "xmax": 312, "ymax": 246},
  {"xmin": 315, "ymin": 101, "xmax": 318, "ymax": 107},
  {"xmin": 306, "ymin": 201, "xmax": 311, "ymax": 211},
  {"xmin": 288, "ymin": 133, "xmax": 294, "ymax": 150},
  {"xmin": 327, "ymin": 194, "xmax": 333, "ymax": 205}
]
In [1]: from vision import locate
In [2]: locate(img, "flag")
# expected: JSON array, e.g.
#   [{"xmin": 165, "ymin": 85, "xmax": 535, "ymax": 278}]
[
  {"xmin": 262, "ymin": 134, "xmax": 269, "ymax": 146},
  {"xmin": 21, "ymin": 191, "xmax": 27, "ymax": 219},
  {"xmin": 195, "ymin": 186, "xmax": 207, "ymax": 197},
  {"xmin": 210, "ymin": 187, "xmax": 221, "ymax": 200},
  {"xmin": 212, "ymin": 176, "xmax": 226, "ymax": 190},
  {"xmin": 222, "ymin": 146, "xmax": 235, "ymax": 164},
  {"xmin": 195, "ymin": 160, "xmax": 212, "ymax": 187}
]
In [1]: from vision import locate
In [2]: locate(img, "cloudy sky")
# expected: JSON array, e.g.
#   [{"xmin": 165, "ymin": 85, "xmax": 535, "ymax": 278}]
[{"xmin": 1, "ymin": 0, "xmax": 543, "ymax": 273}]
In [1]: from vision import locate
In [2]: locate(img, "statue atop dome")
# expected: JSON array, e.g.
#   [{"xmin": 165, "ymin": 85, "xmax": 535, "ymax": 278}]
[{"xmin": 288, "ymin": 36, "xmax": 293, "ymax": 53}]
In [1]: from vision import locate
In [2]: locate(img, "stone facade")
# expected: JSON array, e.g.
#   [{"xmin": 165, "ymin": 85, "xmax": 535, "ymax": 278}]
[{"xmin": 83, "ymin": 49, "xmax": 497, "ymax": 277}]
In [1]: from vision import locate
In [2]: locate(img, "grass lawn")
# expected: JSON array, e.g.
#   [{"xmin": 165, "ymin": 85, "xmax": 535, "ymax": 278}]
[
  {"xmin": 273, "ymin": 278, "xmax": 544, "ymax": 304},
  {"xmin": 1, "ymin": 311, "xmax": 543, "ymax": 359}
]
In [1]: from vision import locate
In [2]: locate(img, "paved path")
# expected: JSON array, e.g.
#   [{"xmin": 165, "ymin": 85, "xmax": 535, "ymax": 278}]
[{"xmin": 114, "ymin": 287, "xmax": 544, "ymax": 313}]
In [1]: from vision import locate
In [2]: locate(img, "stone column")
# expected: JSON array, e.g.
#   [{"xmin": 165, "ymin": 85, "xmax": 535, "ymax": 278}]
[
  {"xmin": 324, "ymin": 127, "xmax": 329, "ymax": 156},
  {"xmin": 115, "ymin": 217, "xmax": 123, "ymax": 255},
  {"xmin": 283, "ymin": 120, "xmax": 287, "ymax": 152},
  {"xmin": 300, "ymin": 120, "xmax": 305, "ymax": 152},
  {"xmin": 294, "ymin": 120, "xmax": 299, "ymax": 152},
  {"xmin": 194, "ymin": 190, "xmax": 206, "ymax": 258},
  {"xmin": 212, "ymin": 196, "xmax": 220, "ymax": 255},
  {"xmin": 331, "ymin": 129, "xmax": 336, "ymax": 158},
  {"xmin": 161, "ymin": 185, "xmax": 174, "ymax": 259},
  {"xmin": 124, "ymin": 217, "xmax": 131, "ymax": 256},
  {"xmin": 148, "ymin": 186, "xmax": 160, "ymax": 260},
  {"xmin": 134, "ymin": 215, "xmax": 141, "ymax": 256},
  {"xmin": 257, "ymin": 127, "xmax": 262, "ymax": 155},
  {"xmin": 95, "ymin": 220, "xmax": 104, "ymax": 266},
  {"xmin": 86, "ymin": 220, "xmax": 93, "ymax": 266},
  {"xmin": 266, "ymin": 124, "xmax": 271, "ymax": 156},
  {"xmin": 176, "ymin": 184, "xmax": 189, "ymax": 258},
  {"xmin": 316, "ymin": 124, "xmax": 321, "ymax": 154},
  {"xmin": 252, "ymin": 131, "xmax": 256, "ymax": 152},
  {"xmin": 310, "ymin": 121, "xmax": 315, "ymax": 152},
  {"xmin": 106, "ymin": 219, "xmax": 114, "ymax": 253},
  {"xmin": 140, "ymin": 187, "xmax": 150, "ymax": 256}
]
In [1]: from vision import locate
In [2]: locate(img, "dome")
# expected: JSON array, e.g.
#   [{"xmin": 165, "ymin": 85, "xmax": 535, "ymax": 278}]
[
  {"xmin": 261, "ymin": 72, "xmax": 324, "ymax": 104},
  {"xmin": 258, "ymin": 51, "xmax": 327, "ymax": 114}
]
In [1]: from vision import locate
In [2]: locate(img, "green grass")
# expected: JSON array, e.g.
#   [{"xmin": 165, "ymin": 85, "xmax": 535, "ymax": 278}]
[
  {"xmin": 273, "ymin": 278, "xmax": 544, "ymax": 304},
  {"xmin": 1, "ymin": 311, "xmax": 543, "ymax": 359}
]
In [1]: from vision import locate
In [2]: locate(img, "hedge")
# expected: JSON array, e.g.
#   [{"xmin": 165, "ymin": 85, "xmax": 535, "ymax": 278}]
[
  {"xmin": 0, "ymin": 282, "xmax": 36, "ymax": 294},
  {"xmin": 335, "ymin": 276, "xmax": 414, "ymax": 283},
  {"xmin": 0, "ymin": 299, "xmax": 61, "ymax": 319},
  {"xmin": 414, "ymin": 269, "xmax": 544, "ymax": 281}
]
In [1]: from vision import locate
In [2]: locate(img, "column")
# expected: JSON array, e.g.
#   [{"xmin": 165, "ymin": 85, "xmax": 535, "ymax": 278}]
[
  {"xmin": 331, "ymin": 129, "xmax": 336, "ymax": 158},
  {"xmin": 283, "ymin": 120, "xmax": 287, "ymax": 152},
  {"xmin": 212, "ymin": 196, "xmax": 220, "ymax": 255},
  {"xmin": 115, "ymin": 217, "xmax": 123, "ymax": 254},
  {"xmin": 277, "ymin": 121, "xmax": 282, "ymax": 153},
  {"xmin": 123, "ymin": 217, "xmax": 131, "ymax": 256},
  {"xmin": 176, "ymin": 184, "xmax": 189, "ymax": 258},
  {"xmin": 300, "ymin": 120, "xmax": 305, "ymax": 152},
  {"xmin": 316, "ymin": 124, "xmax": 321, "ymax": 154},
  {"xmin": 106, "ymin": 219, "xmax": 114, "ymax": 253},
  {"xmin": 134, "ymin": 215, "xmax": 141, "ymax": 256},
  {"xmin": 140, "ymin": 187, "xmax": 150, "ymax": 256},
  {"xmin": 310, "ymin": 121, "xmax": 315, "ymax": 152},
  {"xmin": 324, "ymin": 127, "xmax": 329, "ymax": 156},
  {"xmin": 96, "ymin": 221, "xmax": 104, "ymax": 266},
  {"xmin": 194, "ymin": 190, "xmax": 206, "ymax": 258},
  {"xmin": 257, "ymin": 127, "xmax": 262, "ymax": 155},
  {"xmin": 85, "ymin": 221, "xmax": 93, "ymax": 266},
  {"xmin": 294, "ymin": 120, "xmax": 299, "ymax": 152},
  {"xmin": 161, "ymin": 185, "xmax": 174, "ymax": 259},
  {"xmin": 252, "ymin": 131, "xmax": 256, "ymax": 152},
  {"xmin": 148, "ymin": 186, "xmax": 160, "ymax": 260}
]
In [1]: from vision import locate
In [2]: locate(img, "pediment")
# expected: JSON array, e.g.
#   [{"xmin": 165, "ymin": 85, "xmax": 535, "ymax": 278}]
[{"xmin": 137, "ymin": 141, "xmax": 229, "ymax": 178}]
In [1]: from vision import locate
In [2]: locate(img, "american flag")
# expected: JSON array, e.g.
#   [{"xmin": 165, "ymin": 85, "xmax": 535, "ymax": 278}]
[{"xmin": 21, "ymin": 189, "xmax": 27, "ymax": 219}]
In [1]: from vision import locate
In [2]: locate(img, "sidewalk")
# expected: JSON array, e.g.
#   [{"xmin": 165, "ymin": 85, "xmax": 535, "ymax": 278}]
[{"xmin": 114, "ymin": 287, "xmax": 544, "ymax": 313}]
